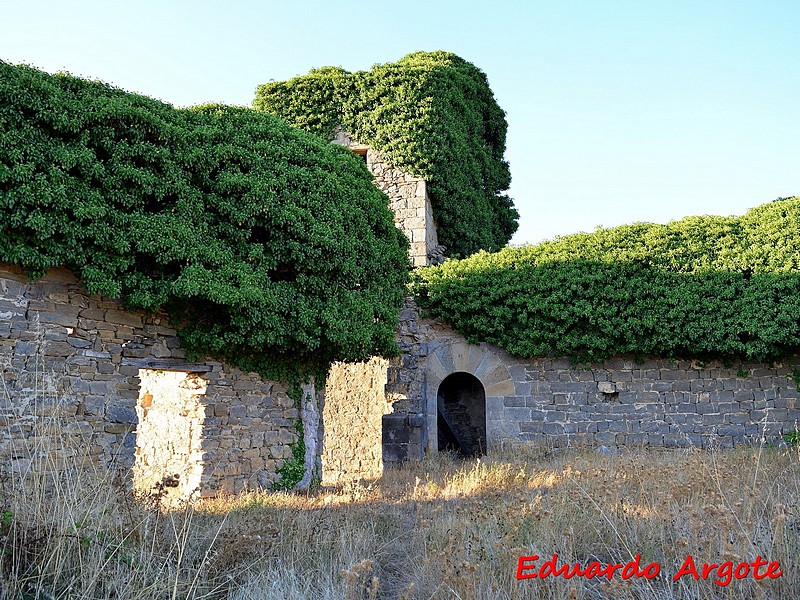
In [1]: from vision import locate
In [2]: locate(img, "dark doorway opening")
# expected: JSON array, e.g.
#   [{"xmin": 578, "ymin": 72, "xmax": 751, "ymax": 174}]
[{"xmin": 437, "ymin": 372, "xmax": 486, "ymax": 456}]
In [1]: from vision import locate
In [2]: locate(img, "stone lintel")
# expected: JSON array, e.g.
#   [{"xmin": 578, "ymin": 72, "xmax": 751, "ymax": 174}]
[{"xmin": 121, "ymin": 358, "xmax": 213, "ymax": 373}]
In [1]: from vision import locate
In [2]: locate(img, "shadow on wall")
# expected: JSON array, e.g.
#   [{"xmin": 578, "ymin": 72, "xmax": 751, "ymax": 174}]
[{"xmin": 424, "ymin": 339, "xmax": 515, "ymax": 456}]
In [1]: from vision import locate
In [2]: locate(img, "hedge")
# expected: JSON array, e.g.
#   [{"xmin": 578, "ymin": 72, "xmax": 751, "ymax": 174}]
[{"xmin": 413, "ymin": 197, "xmax": 800, "ymax": 363}]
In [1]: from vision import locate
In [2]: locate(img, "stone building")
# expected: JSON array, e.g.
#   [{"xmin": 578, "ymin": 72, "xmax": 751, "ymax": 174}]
[
  {"xmin": 0, "ymin": 264, "xmax": 309, "ymax": 502},
  {"xmin": 0, "ymin": 138, "xmax": 442, "ymax": 500},
  {"xmin": 331, "ymin": 129, "xmax": 445, "ymax": 267},
  {"xmin": 2, "ymin": 140, "xmax": 799, "ymax": 501},
  {"xmin": 383, "ymin": 297, "xmax": 800, "ymax": 459},
  {"xmin": 324, "ymin": 136, "xmax": 800, "ymax": 482}
]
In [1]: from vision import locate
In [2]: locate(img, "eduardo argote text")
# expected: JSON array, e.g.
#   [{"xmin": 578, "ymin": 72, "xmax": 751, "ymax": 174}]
[{"xmin": 517, "ymin": 553, "xmax": 783, "ymax": 587}]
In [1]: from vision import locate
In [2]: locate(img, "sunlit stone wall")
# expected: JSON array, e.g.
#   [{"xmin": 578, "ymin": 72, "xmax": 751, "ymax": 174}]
[
  {"xmin": 0, "ymin": 263, "xmax": 301, "ymax": 499},
  {"xmin": 322, "ymin": 357, "xmax": 390, "ymax": 485},
  {"xmin": 332, "ymin": 131, "xmax": 444, "ymax": 267}
]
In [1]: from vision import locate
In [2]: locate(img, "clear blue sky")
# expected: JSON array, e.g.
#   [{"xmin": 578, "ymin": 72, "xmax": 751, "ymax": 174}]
[{"xmin": 2, "ymin": 0, "xmax": 798, "ymax": 245}]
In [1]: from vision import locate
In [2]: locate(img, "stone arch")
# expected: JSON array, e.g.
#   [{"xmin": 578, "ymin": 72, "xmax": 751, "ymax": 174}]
[
  {"xmin": 437, "ymin": 372, "xmax": 486, "ymax": 456},
  {"xmin": 424, "ymin": 341, "xmax": 515, "ymax": 454}
]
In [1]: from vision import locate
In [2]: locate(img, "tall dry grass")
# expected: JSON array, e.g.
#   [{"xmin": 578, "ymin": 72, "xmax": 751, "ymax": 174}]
[{"xmin": 1, "ymin": 359, "xmax": 798, "ymax": 598}]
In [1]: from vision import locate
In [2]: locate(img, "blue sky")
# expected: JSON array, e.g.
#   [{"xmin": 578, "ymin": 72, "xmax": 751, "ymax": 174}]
[{"xmin": 2, "ymin": 0, "xmax": 798, "ymax": 245}]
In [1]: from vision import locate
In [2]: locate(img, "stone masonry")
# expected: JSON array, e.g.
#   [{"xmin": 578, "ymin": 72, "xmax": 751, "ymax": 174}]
[
  {"xmin": 133, "ymin": 370, "xmax": 208, "ymax": 503},
  {"xmin": 4, "ymin": 151, "xmax": 799, "ymax": 498},
  {"xmin": 384, "ymin": 298, "xmax": 800, "ymax": 459},
  {"xmin": 321, "ymin": 357, "xmax": 390, "ymax": 485},
  {"xmin": 317, "ymin": 134, "xmax": 442, "ymax": 476},
  {"xmin": 3, "ymin": 265, "xmax": 799, "ymax": 497},
  {"xmin": 0, "ymin": 263, "xmax": 302, "ymax": 499},
  {"xmin": 332, "ymin": 129, "xmax": 444, "ymax": 267}
]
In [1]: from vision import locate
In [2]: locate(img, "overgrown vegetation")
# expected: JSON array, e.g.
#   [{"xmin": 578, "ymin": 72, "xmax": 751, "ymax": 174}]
[
  {"xmin": 3, "ymin": 354, "xmax": 799, "ymax": 599},
  {"xmin": 413, "ymin": 197, "xmax": 800, "ymax": 363},
  {"xmin": 272, "ymin": 419, "xmax": 306, "ymax": 492},
  {"xmin": 0, "ymin": 61, "xmax": 410, "ymax": 382},
  {"xmin": 254, "ymin": 51, "xmax": 519, "ymax": 258}
]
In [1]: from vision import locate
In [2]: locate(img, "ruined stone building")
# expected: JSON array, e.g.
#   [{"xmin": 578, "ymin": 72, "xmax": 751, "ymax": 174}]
[{"xmin": 2, "ymin": 134, "xmax": 798, "ymax": 504}]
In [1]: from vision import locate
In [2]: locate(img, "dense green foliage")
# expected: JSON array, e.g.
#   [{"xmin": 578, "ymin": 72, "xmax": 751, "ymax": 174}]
[
  {"xmin": 0, "ymin": 61, "xmax": 410, "ymax": 381},
  {"xmin": 254, "ymin": 51, "xmax": 518, "ymax": 258},
  {"xmin": 414, "ymin": 198, "xmax": 800, "ymax": 363}
]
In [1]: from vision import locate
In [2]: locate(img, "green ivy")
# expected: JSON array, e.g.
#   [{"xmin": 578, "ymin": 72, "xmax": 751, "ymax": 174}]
[
  {"xmin": 271, "ymin": 418, "xmax": 306, "ymax": 491},
  {"xmin": 254, "ymin": 51, "xmax": 518, "ymax": 258},
  {"xmin": 413, "ymin": 197, "xmax": 800, "ymax": 363},
  {"xmin": 0, "ymin": 61, "xmax": 410, "ymax": 383}
]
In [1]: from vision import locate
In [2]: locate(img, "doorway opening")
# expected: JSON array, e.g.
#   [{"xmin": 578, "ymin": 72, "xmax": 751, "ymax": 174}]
[
  {"xmin": 351, "ymin": 146, "xmax": 368, "ymax": 165},
  {"xmin": 436, "ymin": 372, "xmax": 486, "ymax": 457}
]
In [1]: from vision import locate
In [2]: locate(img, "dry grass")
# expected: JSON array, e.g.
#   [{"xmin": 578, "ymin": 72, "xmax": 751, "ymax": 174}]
[
  {"xmin": 1, "ymin": 436, "xmax": 798, "ymax": 599},
  {"xmin": 1, "ymin": 348, "xmax": 798, "ymax": 599}
]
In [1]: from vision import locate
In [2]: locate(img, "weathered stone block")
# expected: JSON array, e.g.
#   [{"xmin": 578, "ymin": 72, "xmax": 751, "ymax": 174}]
[
  {"xmin": 528, "ymin": 410, "xmax": 546, "ymax": 422},
  {"xmin": 503, "ymin": 407, "xmax": 533, "ymax": 421},
  {"xmin": 14, "ymin": 341, "xmax": 39, "ymax": 356},
  {"xmin": 106, "ymin": 405, "xmax": 137, "ymax": 424},
  {"xmin": 503, "ymin": 396, "xmax": 526, "ymax": 408},
  {"xmin": 34, "ymin": 311, "xmax": 78, "ymax": 327},
  {"xmin": 594, "ymin": 432, "xmax": 616, "ymax": 444},
  {"xmin": 519, "ymin": 422, "xmax": 544, "ymax": 434},
  {"xmin": 105, "ymin": 310, "xmax": 143, "ymax": 328},
  {"xmin": 650, "ymin": 381, "xmax": 674, "ymax": 392},
  {"xmin": 89, "ymin": 381, "xmax": 109, "ymax": 395},
  {"xmin": 664, "ymin": 434, "xmax": 689, "ymax": 448},
  {"xmin": 717, "ymin": 425, "xmax": 745, "ymax": 437},
  {"xmin": 543, "ymin": 423, "xmax": 564, "ymax": 435},
  {"xmin": 104, "ymin": 423, "xmax": 131, "ymax": 434}
]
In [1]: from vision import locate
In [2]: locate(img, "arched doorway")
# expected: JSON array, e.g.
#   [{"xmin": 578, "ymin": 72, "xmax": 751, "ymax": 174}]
[{"xmin": 437, "ymin": 372, "xmax": 486, "ymax": 456}]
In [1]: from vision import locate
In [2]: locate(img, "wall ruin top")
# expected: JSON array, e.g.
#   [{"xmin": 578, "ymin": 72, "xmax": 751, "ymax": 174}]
[{"xmin": 332, "ymin": 130, "xmax": 444, "ymax": 267}]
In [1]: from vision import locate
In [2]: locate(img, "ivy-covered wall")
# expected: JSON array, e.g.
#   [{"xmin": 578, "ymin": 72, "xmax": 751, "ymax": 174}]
[
  {"xmin": 254, "ymin": 51, "xmax": 519, "ymax": 258},
  {"xmin": 413, "ymin": 197, "xmax": 800, "ymax": 364},
  {"xmin": 388, "ymin": 300, "xmax": 800, "ymax": 456},
  {"xmin": 0, "ymin": 61, "xmax": 410, "ymax": 385}
]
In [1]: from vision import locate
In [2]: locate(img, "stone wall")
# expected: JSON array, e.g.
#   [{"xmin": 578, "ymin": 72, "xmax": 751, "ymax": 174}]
[
  {"xmin": 321, "ymin": 357, "xmax": 389, "ymax": 485},
  {"xmin": 332, "ymin": 130, "xmax": 443, "ymax": 267},
  {"xmin": 489, "ymin": 355, "xmax": 799, "ymax": 450},
  {"xmin": 386, "ymin": 299, "xmax": 800, "ymax": 459},
  {"xmin": 368, "ymin": 149, "xmax": 442, "ymax": 267},
  {"xmin": 382, "ymin": 298, "xmax": 439, "ymax": 463},
  {"xmin": 7, "ymin": 262, "xmax": 798, "ymax": 495},
  {"xmin": 0, "ymin": 264, "xmax": 301, "ymax": 499}
]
